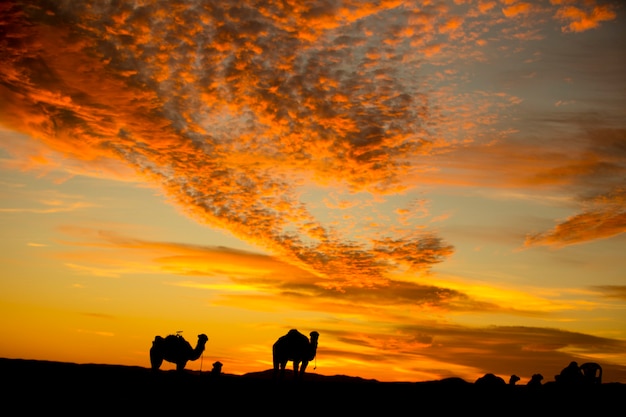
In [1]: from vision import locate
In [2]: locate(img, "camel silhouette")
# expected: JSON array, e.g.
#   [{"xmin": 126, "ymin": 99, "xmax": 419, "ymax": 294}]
[
  {"xmin": 555, "ymin": 361, "xmax": 584, "ymax": 385},
  {"xmin": 527, "ymin": 373, "xmax": 543, "ymax": 387},
  {"xmin": 272, "ymin": 329, "xmax": 319, "ymax": 381},
  {"xmin": 580, "ymin": 362, "xmax": 602, "ymax": 384},
  {"xmin": 509, "ymin": 374, "xmax": 520, "ymax": 385},
  {"xmin": 150, "ymin": 333, "xmax": 208, "ymax": 371},
  {"xmin": 475, "ymin": 373, "xmax": 506, "ymax": 387}
]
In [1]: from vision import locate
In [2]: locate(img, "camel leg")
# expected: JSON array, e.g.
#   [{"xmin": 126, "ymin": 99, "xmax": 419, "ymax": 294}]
[
  {"xmin": 276, "ymin": 361, "xmax": 287, "ymax": 379},
  {"xmin": 150, "ymin": 352, "xmax": 162, "ymax": 371},
  {"xmin": 176, "ymin": 361, "xmax": 187, "ymax": 372},
  {"xmin": 273, "ymin": 363, "xmax": 282, "ymax": 379},
  {"xmin": 300, "ymin": 360, "xmax": 308, "ymax": 378}
]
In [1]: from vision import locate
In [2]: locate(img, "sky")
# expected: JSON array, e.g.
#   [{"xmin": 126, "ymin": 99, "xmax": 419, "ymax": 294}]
[{"xmin": 1, "ymin": 0, "xmax": 625, "ymax": 384}]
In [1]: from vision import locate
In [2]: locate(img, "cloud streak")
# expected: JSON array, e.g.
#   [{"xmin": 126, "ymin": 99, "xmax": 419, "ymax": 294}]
[
  {"xmin": 525, "ymin": 187, "xmax": 626, "ymax": 247},
  {"xmin": 49, "ymin": 225, "xmax": 626, "ymax": 381}
]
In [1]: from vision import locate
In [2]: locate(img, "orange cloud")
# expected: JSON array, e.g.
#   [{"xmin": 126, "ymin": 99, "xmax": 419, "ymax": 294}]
[
  {"xmin": 502, "ymin": 2, "xmax": 535, "ymax": 18},
  {"xmin": 1, "ymin": 1, "xmax": 464, "ymax": 290},
  {"xmin": 524, "ymin": 187, "xmax": 626, "ymax": 248},
  {"xmin": 477, "ymin": 1, "xmax": 497, "ymax": 14},
  {"xmin": 438, "ymin": 16, "xmax": 464, "ymax": 36},
  {"xmin": 555, "ymin": 3, "xmax": 617, "ymax": 32},
  {"xmin": 52, "ymin": 226, "xmax": 530, "ymax": 320}
]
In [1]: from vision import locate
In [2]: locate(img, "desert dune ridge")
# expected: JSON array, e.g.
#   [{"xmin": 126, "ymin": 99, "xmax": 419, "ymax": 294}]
[{"xmin": 1, "ymin": 357, "xmax": 623, "ymax": 413}]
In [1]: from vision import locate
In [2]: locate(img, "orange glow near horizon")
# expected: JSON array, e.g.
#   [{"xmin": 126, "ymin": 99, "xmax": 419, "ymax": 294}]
[{"xmin": 1, "ymin": 0, "xmax": 625, "ymax": 383}]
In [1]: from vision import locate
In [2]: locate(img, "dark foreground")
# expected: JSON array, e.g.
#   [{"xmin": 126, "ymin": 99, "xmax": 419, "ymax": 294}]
[{"xmin": 1, "ymin": 358, "xmax": 623, "ymax": 415}]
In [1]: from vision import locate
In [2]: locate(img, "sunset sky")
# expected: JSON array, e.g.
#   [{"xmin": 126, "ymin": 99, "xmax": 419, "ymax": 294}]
[{"xmin": 1, "ymin": 0, "xmax": 625, "ymax": 384}]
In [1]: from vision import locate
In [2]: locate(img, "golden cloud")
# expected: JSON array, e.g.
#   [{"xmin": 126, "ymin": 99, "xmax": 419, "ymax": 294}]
[
  {"xmin": 555, "ymin": 3, "xmax": 617, "ymax": 32},
  {"xmin": 525, "ymin": 187, "xmax": 626, "ymax": 248}
]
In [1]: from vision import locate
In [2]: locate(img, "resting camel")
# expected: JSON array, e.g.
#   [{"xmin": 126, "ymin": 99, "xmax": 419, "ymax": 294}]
[
  {"xmin": 475, "ymin": 373, "xmax": 506, "ymax": 387},
  {"xmin": 272, "ymin": 329, "xmax": 319, "ymax": 381},
  {"xmin": 555, "ymin": 361, "xmax": 584, "ymax": 385},
  {"xmin": 527, "ymin": 373, "xmax": 543, "ymax": 387},
  {"xmin": 580, "ymin": 362, "xmax": 602, "ymax": 384}
]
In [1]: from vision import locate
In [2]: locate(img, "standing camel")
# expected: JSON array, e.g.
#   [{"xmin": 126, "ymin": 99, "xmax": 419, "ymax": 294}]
[
  {"xmin": 150, "ymin": 333, "xmax": 208, "ymax": 372},
  {"xmin": 272, "ymin": 329, "xmax": 319, "ymax": 380}
]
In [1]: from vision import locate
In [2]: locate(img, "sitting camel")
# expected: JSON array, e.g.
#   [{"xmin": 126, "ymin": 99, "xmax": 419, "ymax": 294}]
[
  {"xmin": 580, "ymin": 362, "xmax": 602, "ymax": 384},
  {"xmin": 509, "ymin": 374, "xmax": 520, "ymax": 385},
  {"xmin": 272, "ymin": 329, "xmax": 319, "ymax": 381},
  {"xmin": 475, "ymin": 373, "xmax": 506, "ymax": 387},
  {"xmin": 555, "ymin": 361, "xmax": 584, "ymax": 385},
  {"xmin": 150, "ymin": 333, "xmax": 208, "ymax": 372},
  {"xmin": 527, "ymin": 373, "xmax": 543, "ymax": 387}
]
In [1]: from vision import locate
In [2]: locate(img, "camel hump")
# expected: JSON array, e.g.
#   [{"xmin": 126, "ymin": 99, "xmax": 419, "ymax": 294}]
[
  {"xmin": 274, "ymin": 329, "xmax": 311, "ymax": 351},
  {"xmin": 287, "ymin": 329, "xmax": 305, "ymax": 338},
  {"xmin": 475, "ymin": 373, "xmax": 506, "ymax": 386},
  {"xmin": 278, "ymin": 329, "xmax": 306, "ymax": 343},
  {"xmin": 165, "ymin": 334, "xmax": 184, "ymax": 342},
  {"xmin": 160, "ymin": 334, "xmax": 192, "ymax": 350}
]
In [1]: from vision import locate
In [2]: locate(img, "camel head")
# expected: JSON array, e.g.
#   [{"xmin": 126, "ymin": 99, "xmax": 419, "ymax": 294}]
[
  {"xmin": 197, "ymin": 334, "xmax": 209, "ymax": 352},
  {"xmin": 308, "ymin": 331, "xmax": 319, "ymax": 360},
  {"xmin": 184, "ymin": 334, "xmax": 208, "ymax": 361}
]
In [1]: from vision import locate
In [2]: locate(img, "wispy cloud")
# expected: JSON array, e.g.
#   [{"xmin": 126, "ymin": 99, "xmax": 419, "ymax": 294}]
[
  {"xmin": 75, "ymin": 328, "xmax": 115, "ymax": 337},
  {"xmin": 54, "ymin": 226, "xmax": 578, "ymax": 319},
  {"xmin": 56, "ymin": 225, "xmax": 306, "ymax": 281},
  {"xmin": 525, "ymin": 186, "xmax": 626, "ymax": 247},
  {"xmin": 590, "ymin": 285, "xmax": 626, "ymax": 301},
  {"xmin": 553, "ymin": 1, "xmax": 618, "ymax": 33},
  {"xmin": 0, "ymin": 201, "xmax": 95, "ymax": 214},
  {"xmin": 0, "ymin": 183, "xmax": 98, "ymax": 214}
]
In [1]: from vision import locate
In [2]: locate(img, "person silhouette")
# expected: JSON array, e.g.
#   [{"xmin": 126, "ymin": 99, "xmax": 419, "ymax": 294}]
[{"xmin": 211, "ymin": 361, "xmax": 223, "ymax": 375}]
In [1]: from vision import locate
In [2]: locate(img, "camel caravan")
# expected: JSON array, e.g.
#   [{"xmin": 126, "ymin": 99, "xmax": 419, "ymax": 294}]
[
  {"xmin": 474, "ymin": 360, "xmax": 602, "ymax": 388},
  {"xmin": 149, "ymin": 329, "xmax": 320, "ymax": 381},
  {"xmin": 149, "ymin": 330, "xmax": 604, "ymax": 388}
]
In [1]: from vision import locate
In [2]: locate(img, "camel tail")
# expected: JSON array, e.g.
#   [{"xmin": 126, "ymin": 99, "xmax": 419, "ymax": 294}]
[{"xmin": 271, "ymin": 344, "xmax": 280, "ymax": 370}]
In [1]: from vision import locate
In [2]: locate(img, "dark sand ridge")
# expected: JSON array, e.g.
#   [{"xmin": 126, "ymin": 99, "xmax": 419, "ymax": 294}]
[{"xmin": 1, "ymin": 358, "xmax": 624, "ymax": 415}]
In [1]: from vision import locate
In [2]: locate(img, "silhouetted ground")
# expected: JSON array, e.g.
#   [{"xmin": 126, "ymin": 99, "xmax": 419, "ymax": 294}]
[{"xmin": 1, "ymin": 358, "xmax": 623, "ymax": 415}]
